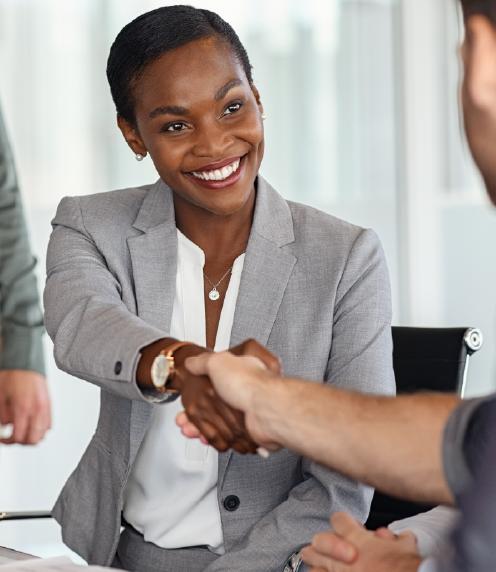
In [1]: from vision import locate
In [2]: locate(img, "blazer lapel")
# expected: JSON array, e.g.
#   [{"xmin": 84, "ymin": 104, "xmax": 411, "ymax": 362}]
[
  {"xmin": 219, "ymin": 177, "xmax": 297, "ymax": 486},
  {"xmin": 127, "ymin": 180, "xmax": 177, "ymax": 331},
  {"xmin": 127, "ymin": 180, "xmax": 177, "ymax": 457}
]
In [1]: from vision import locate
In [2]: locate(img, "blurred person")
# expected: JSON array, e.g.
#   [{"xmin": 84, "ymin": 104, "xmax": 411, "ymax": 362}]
[
  {"xmin": 0, "ymin": 102, "xmax": 51, "ymax": 446},
  {"xmin": 43, "ymin": 5, "xmax": 394, "ymax": 571},
  {"xmin": 177, "ymin": 0, "xmax": 496, "ymax": 570}
]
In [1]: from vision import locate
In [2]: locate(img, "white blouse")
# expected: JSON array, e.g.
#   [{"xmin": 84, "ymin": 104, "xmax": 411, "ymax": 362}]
[{"xmin": 123, "ymin": 229, "xmax": 245, "ymax": 554}]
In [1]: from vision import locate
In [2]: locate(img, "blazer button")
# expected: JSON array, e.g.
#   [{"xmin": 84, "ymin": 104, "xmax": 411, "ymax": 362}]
[
  {"xmin": 114, "ymin": 361, "xmax": 122, "ymax": 375},
  {"xmin": 223, "ymin": 495, "xmax": 240, "ymax": 512}
]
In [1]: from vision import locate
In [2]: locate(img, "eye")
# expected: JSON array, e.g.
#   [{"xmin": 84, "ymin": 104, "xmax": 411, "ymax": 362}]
[
  {"xmin": 222, "ymin": 101, "xmax": 243, "ymax": 116},
  {"xmin": 162, "ymin": 121, "xmax": 188, "ymax": 133}
]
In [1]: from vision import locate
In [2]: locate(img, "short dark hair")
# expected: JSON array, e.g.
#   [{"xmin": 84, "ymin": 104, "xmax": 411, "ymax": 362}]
[
  {"xmin": 460, "ymin": 0, "xmax": 496, "ymax": 22},
  {"xmin": 106, "ymin": 5, "xmax": 253, "ymax": 124}
]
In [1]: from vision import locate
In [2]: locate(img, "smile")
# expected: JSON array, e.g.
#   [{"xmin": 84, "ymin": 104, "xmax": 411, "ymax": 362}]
[
  {"xmin": 190, "ymin": 158, "xmax": 241, "ymax": 181},
  {"xmin": 185, "ymin": 155, "xmax": 245, "ymax": 190}
]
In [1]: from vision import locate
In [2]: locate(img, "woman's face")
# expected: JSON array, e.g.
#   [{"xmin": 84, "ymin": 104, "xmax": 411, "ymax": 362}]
[{"xmin": 120, "ymin": 36, "xmax": 265, "ymax": 217}]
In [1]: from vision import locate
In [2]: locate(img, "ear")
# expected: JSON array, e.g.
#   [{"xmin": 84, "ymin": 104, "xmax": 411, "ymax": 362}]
[
  {"xmin": 117, "ymin": 115, "xmax": 147, "ymax": 158},
  {"xmin": 251, "ymin": 84, "xmax": 264, "ymax": 116},
  {"xmin": 463, "ymin": 15, "xmax": 496, "ymax": 111}
]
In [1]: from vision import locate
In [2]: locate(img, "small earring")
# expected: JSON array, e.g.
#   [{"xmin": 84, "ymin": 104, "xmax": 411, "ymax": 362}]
[
  {"xmin": 135, "ymin": 153, "xmax": 145, "ymax": 162},
  {"xmin": 261, "ymin": 113, "xmax": 267, "ymax": 121}
]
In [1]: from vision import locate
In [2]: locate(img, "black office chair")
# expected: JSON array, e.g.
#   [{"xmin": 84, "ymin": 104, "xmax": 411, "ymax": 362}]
[{"xmin": 365, "ymin": 326, "xmax": 483, "ymax": 530}]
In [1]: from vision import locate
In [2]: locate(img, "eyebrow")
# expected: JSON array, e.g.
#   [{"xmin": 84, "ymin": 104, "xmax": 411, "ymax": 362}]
[
  {"xmin": 148, "ymin": 78, "xmax": 243, "ymax": 119},
  {"xmin": 149, "ymin": 105, "xmax": 189, "ymax": 119},
  {"xmin": 214, "ymin": 78, "xmax": 243, "ymax": 101}
]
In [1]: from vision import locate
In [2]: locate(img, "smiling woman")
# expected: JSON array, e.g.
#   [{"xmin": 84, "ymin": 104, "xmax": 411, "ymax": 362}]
[{"xmin": 43, "ymin": 5, "xmax": 395, "ymax": 572}]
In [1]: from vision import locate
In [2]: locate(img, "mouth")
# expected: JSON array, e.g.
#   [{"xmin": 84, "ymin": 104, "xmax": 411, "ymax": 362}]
[{"xmin": 185, "ymin": 155, "xmax": 245, "ymax": 189}]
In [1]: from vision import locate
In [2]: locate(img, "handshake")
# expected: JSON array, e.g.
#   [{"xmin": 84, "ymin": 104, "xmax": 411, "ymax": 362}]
[{"xmin": 170, "ymin": 339, "xmax": 282, "ymax": 455}]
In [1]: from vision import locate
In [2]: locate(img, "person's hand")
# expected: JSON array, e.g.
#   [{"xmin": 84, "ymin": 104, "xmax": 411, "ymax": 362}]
[
  {"xmin": 300, "ymin": 512, "xmax": 422, "ymax": 572},
  {"xmin": 178, "ymin": 350, "xmax": 282, "ymax": 451},
  {"xmin": 173, "ymin": 344, "xmax": 260, "ymax": 454},
  {"xmin": 0, "ymin": 370, "xmax": 52, "ymax": 445}
]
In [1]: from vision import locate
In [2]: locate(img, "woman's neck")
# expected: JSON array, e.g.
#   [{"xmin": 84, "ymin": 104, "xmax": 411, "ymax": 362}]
[{"xmin": 173, "ymin": 191, "xmax": 255, "ymax": 263}]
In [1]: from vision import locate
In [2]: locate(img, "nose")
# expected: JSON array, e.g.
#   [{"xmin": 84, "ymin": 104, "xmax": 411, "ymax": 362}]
[{"xmin": 192, "ymin": 120, "xmax": 234, "ymax": 159}]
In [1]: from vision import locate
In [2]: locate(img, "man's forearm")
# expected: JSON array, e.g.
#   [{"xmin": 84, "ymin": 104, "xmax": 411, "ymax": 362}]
[{"xmin": 251, "ymin": 378, "xmax": 459, "ymax": 505}]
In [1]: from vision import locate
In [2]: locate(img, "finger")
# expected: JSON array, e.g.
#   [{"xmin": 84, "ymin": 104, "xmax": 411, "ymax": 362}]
[
  {"xmin": 312, "ymin": 531, "xmax": 357, "ymax": 563},
  {"xmin": 331, "ymin": 512, "xmax": 363, "ymax": 538},
  {"xmin": 11, "ymin": 407, "xmax": 30, "ymax": 444},
  {"xmin": 231, "ymin": 340, "xmax": 282, "ymax": 374},
  {"xmin": 44, "ymin": 399, "xmax": 53, "ymax": 430},
  {"xmin": 0, "ymin": 397, "xmax": 12, "ymax": 425},
  {"xmin": 374, "ymin": 527, "xmax": 397, "ymax": 540},
  {"xmin": 25, "ymin": 421, "xmax": 47, "ymax": 445},
  {"xmin": 175, "ymin": 410, "xmax": 189, "ymax": 427},
  {"xmin": 0, "ymin": 423, "xmax": 14, "ymax": 444},
  {"xmin": 301, "ymin": 545, "xmax": 340, "ymax": 571},
  {"xmin": 185, "ymin": 353, "xmax": 212, "ymax": 376},
  {"xmin": 37, "ymin": 400, "xmax": 52, "ymax": 437},
  {"xmin": 212, "ymin": 400, "xmax": 257, "ymax": 452},
  {"xmin": 180, "ymin": 421, "xmax": 203, "ymax": 439},
  {"xmin": 192, "ymin": 419, "xmax": 230, "ymax": 452},
  {"xmin": 397, "ymin": 531, "xmax": 418, "ymax": 550}
]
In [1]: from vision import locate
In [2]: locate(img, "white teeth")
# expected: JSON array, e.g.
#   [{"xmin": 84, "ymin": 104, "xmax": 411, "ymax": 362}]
[{"xmin": 191, "ymin": 158, "xmax": 241, "ymax": 182}]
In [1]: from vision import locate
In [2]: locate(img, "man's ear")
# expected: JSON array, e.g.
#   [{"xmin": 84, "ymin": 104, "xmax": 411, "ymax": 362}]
[
  {"xmin": 251, "ymin": 84, "xmax": 264, "ymax": 117},
  {"xmin": 117, "ymin": 115, "xmax": 147, "ymax": 157}
]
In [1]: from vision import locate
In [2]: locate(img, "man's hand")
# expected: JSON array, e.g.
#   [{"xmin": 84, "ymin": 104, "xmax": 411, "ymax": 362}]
[
  {"xmin": 178, "ymin": 350, "xmax": 282, "ymax": 451},
  {"xmin": 301, "ymin": 512, "xmax": 422, "ymax": 572},
  {"xmin": 0, "ymin": 370, "xmax": 51, "ymax": 445},
  {"xmin": 173, "ymin": 346, "xmax": 258, "ymax": 454}
]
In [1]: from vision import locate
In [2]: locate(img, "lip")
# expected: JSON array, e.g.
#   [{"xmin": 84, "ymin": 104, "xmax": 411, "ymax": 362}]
[
  {"xmin": 189, "ymin": 155, "xmax": 242, "ymax": 172},
  {"xmin": 185, "ymin": 155, "xmax": 246, "ymax": 190}
]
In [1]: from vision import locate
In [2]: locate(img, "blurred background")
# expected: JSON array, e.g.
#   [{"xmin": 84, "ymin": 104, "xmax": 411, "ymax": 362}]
[{"xmin": 0, "ymin": 0, "xmax": 495, "ymax": 562}]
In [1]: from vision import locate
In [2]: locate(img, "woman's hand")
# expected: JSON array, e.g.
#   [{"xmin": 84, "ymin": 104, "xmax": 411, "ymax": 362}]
[
  {"xmin": 176, "ymin": 339, "xmax": 283, "ymax": 454},
  {"xmin": 173, "ymin": 344, "xmax": 259, "ymax": 454},
  {"xmin": 229, "ymin": 338, "xmax": 282, "ymax": 375}
]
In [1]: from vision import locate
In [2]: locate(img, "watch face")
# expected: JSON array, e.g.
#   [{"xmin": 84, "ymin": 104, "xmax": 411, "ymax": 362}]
[{"xmin": 151, "ymin": 354, "xmax": 170, "ymax": 388}]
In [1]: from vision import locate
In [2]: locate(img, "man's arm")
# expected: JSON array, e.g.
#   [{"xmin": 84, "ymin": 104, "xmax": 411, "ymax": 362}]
[
  {"xmin": 0, "ymin": 104, "xmax": 51, "ymax": 444},
  {"xmin": 184, "ymin": 353, "xmax": 459, "ymax": 505}
]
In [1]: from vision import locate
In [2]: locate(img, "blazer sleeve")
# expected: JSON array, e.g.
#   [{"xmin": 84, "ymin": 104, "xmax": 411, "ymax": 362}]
[
  {"xmin": 44, "ymin": 196, "xmax": 170, "ymax": 402},
  {"xmin": 0, "ymin": 106, "xmax": 45, "ymax": 375},
  {"xmin": 205, "ymin": 228, "xmax": 396, "ymax": 572}
]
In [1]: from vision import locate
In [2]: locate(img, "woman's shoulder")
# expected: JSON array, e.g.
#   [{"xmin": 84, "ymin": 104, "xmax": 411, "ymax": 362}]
[
  {"xmin": 52, "ymin": 182, "xmax": 160, "ymax": 230},
  {"xmin": 286, "ymin": 199, "xmax": 375, "ymax": 249}
]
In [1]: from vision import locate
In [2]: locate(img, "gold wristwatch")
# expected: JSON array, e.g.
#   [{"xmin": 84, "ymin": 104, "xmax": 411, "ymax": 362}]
[{"xmin": 150, "ymin": 341, "xmax": 192, "ymax": 397}]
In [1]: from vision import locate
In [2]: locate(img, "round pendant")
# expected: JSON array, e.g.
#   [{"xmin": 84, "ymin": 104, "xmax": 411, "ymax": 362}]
[{"xmin": 209, "ymin": 288, "xmax": 220, "ymax": 301}]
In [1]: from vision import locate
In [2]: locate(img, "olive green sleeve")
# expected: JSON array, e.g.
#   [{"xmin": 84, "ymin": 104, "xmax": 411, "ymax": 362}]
[{"xmin": 0, "ymin": 105, "xmax": 45, "ymax": 375}]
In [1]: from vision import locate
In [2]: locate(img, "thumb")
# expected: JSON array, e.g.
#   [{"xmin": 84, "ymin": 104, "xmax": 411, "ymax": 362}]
[
  {"xmin": 374, "ymin": 527, "xmax": 398, "ymax": 540},
  {"xmin": 397, "ymin": 531, "xmax": 418, "ymax": 551},
  {"xmin": 331, "ymin": 512, "xmax": 364, "ymax": 538},
  {"xmin": 184, "ymin": 353, "xmax": 212, "ymax": 376}
]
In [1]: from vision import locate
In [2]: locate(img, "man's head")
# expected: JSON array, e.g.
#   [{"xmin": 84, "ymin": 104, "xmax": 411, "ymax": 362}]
[{"xmin": 459, "ymin": 0, "xmax": 496, "ymax": 204}]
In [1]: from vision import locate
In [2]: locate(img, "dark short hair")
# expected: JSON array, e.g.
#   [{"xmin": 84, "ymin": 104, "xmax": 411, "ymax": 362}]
[
  {"xmin": 460, "ymin": 0, "xmax": 496, "ymax": 22},
  {"xmin": 106, "ymin": 5, "xmax": 253, "ymax": 125}
]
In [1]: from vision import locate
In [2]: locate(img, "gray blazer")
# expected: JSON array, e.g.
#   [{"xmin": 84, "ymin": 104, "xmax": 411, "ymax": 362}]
[{"xmin": 44, "ymin": 177, "xmax": 395, "ymax": 571}]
